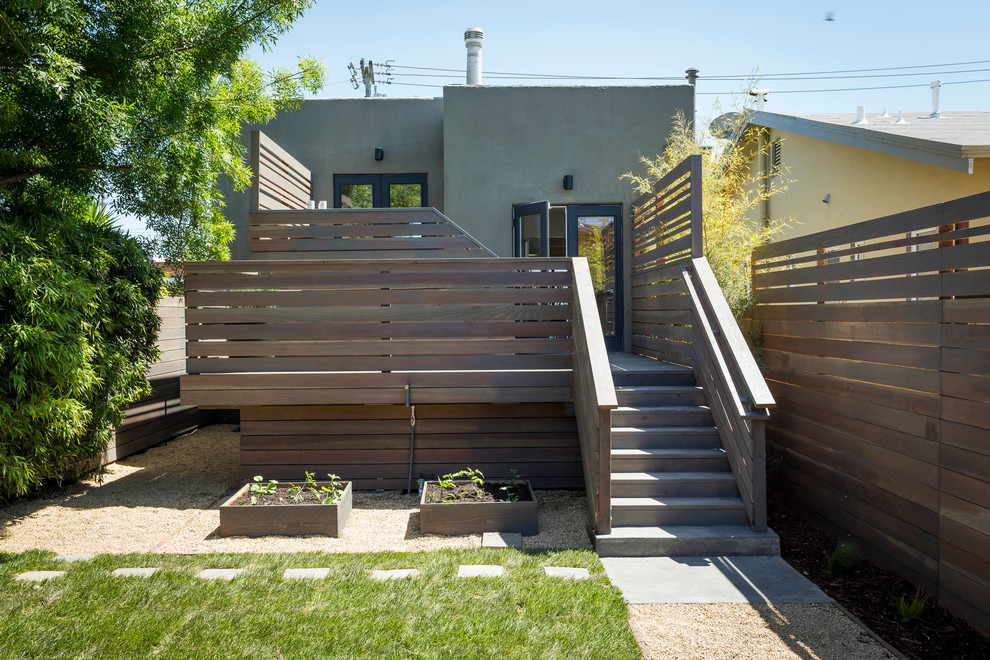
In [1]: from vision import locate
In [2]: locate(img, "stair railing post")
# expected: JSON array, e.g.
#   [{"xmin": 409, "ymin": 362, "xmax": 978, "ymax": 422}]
[{"xmin": 689, "ymin": 153, "xmax": 704, "ymax": 258}]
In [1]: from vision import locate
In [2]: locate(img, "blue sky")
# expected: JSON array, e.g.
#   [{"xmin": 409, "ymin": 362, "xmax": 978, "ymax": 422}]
[
  {"xmin": 250, "ymin": 0, "xmax": 989, "ymax": 116},
  {"xmin": 119, "ymin": 0, "xmax": 989, "ymax": 237}
]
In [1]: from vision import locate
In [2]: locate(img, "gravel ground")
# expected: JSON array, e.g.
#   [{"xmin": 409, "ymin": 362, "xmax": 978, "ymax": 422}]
[
  {"xmin": 0, "ymin": 424, "xmax": 592, "ymax": 554},
  {"xmin": 629, "ymin": 603, "xmax": 896, "ymax": 660},
  {"xmin": 1, "ymin": 424, "xmax": 896, "ymax": 659}
]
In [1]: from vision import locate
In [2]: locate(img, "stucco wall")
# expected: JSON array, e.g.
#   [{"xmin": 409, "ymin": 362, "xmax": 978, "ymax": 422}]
[
  {"xmin": 224, "ymin": 98, "xmax": 444, "ymax": 259},
  {"xmin": 442, "ymin": 85, "xmax": 694, "ymax": 350},
  {"xmin": 760, "ymin": 129, "xmax": 990, "ymax": 240},
  {"xmin": 442, "ymin": 85, "xmax": 693, "ymax": 255}
]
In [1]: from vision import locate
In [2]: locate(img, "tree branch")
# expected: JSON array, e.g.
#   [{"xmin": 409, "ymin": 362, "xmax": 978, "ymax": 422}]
[
  {"xmin": 138, "ymin": 0, "xmax": 280, "ymax": 62},
  {"xmin": 0, "ymin": 12, "xmax": 30, "ymax": 57},
  {"xmin": 0, "ymin": 164, "xmax": 133, "ymax": 186}
]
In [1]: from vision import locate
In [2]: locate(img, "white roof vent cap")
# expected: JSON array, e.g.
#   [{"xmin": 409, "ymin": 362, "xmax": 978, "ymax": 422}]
[{"xmin": 852, "ymin": 105, "xmax": 869, "ymax": 125}]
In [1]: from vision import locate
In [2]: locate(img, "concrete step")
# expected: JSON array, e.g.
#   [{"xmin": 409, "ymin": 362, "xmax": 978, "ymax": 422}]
[
  {"xmin": 595, "ymin": 525, "xmax": 781, "ymax": 557},
  {"xmin": 611, "ymin": 370, "xmax": 696, "ymax": 388},
  {"xmin": 611, "ymin": 447, "xmax": 731, "ymax": 472},
  {"xmin": 612, "ymin": 406, "xmax": 714, "ymax": 428},
  {"xmin": 611, "ymin": 472, "xmax": 739, "ymax": 498},
  {"xmin": 611, "ymin": 497, "xmax": 748, "ymax": 526},
  {"xmin": 611, "ymin": 426, "xmax": 720, "ymax": 449},
  {"xmin": 615, "ymin": 386, "xmax": 706, "ymax": 407}
]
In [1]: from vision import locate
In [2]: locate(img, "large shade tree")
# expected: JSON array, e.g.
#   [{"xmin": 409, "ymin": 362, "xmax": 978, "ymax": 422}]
[
  {"xmin": 0, "ymin": 0, "xmax": 325, "ymax": 272},
  {"xmin": 0, "ymin": 0, "xmax": 323, "ymax": 498}
]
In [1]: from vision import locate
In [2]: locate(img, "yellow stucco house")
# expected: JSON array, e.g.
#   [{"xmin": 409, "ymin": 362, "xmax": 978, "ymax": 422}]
[{"xmin": 716, "ymin": 110, "xmax": 990, "ymax": 239}]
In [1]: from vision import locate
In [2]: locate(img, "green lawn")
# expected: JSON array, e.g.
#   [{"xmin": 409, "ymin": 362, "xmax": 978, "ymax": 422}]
[{"xmin": 0, "ymin": 549, "xmax": 640, "ymax": 659}]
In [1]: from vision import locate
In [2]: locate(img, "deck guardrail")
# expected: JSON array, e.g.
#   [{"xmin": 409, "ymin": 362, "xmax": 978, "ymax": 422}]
[{"xmin": 572, "ymin": 258, "xmax": 618, "ymax": 534}]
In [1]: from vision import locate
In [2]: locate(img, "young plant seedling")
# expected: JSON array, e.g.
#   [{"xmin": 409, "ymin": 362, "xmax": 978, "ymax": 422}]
[
  {"xmin": 248, "ymin": 475, "xmax": 278, "ymax": 505},
  {"xmin": 895, "ymin": 589, "xmax": 930, "ymax": 620},
  {"xmin": 500, "ymin": 468, "xmax": 522, "ymax": 502},
  {"xmin": 826, "ymin": 542, "xmax": 860, "ymax": 576}
]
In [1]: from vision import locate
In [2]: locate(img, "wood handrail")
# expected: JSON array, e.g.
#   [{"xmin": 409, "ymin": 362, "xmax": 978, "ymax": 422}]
[
  {"xmin": 687, "ymin": 258, "xmax": 775, "ymax": 411},
  {"xmin": 682, "ymin": 257, "xmax": 771, "ymax": 531},
  {"xmin": 571, "ymin": 257, "xmax": 617, "ymax": 535},
  {"xmin": 573, "ymin": 259, "xmax": 618, "ymax": 410}
]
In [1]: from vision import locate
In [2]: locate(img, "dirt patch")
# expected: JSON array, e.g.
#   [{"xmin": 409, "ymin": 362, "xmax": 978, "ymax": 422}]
[
  {"xmin": 232, "ymin": 481, "xmax": 346, "ymax": 506},
  {"xmin": 770, "ymin": 496, "xmax": 990, "ymax": 659},
  {"xmin": 0, "ymin": 425, "xmax": 591, "ymax": 554},
  {"xmin": 423, "ymin": 481, "xmax": 530, "ymax": 504}
]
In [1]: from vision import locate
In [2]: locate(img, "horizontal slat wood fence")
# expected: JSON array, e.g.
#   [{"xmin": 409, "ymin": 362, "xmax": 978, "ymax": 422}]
[
  {"xmin": 630, "ymin": 154, "xmax": 702, "ymax": 365},
  {"xmin": 250, "ymin": 131, "xmax": 312, "ymax": 211},
  {"xmin": 239, "ymin": 403, "xmax": 582, "ymax": 489},
  {"xmin": 249, "ymin": 208, "xmax": 494, "ymax": 259},
  {"xmin": 181, "ymin": 258, "xmax": 576, "ymax": 406},
  {"xmin": 104, "ymin": 298, "xmax": 210, "ymax": 463},
  {"xmin": 751, "ymin": 190, "xmax": 990, "ymax": 634}
]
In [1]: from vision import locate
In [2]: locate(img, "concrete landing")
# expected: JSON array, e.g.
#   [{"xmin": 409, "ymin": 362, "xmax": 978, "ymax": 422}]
[{"xmin": 601, "ymin": 556, "xmax": 830, "ymax": 604}]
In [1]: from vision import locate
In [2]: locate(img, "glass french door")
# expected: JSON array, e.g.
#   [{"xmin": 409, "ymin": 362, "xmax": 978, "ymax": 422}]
[{"xmin": 512, "ymin": 203, "xmax": 623, "ymax": 351}]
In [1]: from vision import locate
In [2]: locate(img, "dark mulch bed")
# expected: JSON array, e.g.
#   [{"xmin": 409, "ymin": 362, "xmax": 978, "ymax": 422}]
[
  {"xmin": 769, "ymin": 496, "xmax": 990, "ymax": 659},
  {"xmin": 424, "ymin": 482, "xmax": 530, "ymax": 504}
]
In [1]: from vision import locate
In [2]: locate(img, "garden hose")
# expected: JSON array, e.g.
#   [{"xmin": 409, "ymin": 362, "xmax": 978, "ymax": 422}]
[{"xmin": 406, "ymin": 384, "xmax": 416, "ymax": 495}]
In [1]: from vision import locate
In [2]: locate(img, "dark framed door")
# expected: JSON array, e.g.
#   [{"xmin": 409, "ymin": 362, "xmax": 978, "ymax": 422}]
[
  {"xmin": 512, "ymin": 202, "xmax": 623, "ymax": 350},
  {"xmin": 512, "ymin": 201, "xmax": 550, "ymax": 257},
  {"xmin": 567, "ymin": 205, "xmax": 622, "ymax": 351},
  {"xmin": 334, "ymin": 174, "xmax": 428, "ymax": 208}
]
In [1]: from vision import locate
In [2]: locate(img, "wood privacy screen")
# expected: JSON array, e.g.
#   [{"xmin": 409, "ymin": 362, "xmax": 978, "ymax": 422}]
[
  {"xmin": 249, "ymin": 208, "xmax": 494, "ymax": 259},
  {"xmin": 238, "ymin": 402, "xmax": 582, "ymax": 490},
  {"xmin": 104, "ymin": 298, "xmax": 208, "ymax": 463},
  {"xmin": 250, "ymin": 131, "xmax": 312, "ymax": 211},
  {"xmin": 181, "ymin": 258, "xmax": 576, "ymax": 407},
  {"xmin": 751, "ymin": 190, "xmax": 990, "ymax": 633},
  {"xmin": 630, "ymin": 154, "xmax": 702, "ymax": 365}
]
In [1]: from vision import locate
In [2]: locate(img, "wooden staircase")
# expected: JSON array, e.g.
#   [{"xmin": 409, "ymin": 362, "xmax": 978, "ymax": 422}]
[{"xmin": 595, "ymin": 355, "xmax": 780, "ymax": 557}]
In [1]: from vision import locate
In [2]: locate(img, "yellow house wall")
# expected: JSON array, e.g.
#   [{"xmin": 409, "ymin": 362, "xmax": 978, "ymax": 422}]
[{"xmin": 756, "ymin": 129, "xmax": 990, "ymax": 240}]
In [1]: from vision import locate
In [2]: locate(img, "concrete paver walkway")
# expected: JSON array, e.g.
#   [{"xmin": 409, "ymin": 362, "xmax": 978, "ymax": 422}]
[{"xmin": 601, "ymin": 556, "xmax": 830, "ymax": 604}]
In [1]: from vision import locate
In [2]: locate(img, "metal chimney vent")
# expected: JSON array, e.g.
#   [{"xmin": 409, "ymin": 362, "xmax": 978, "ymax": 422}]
[{"xmin": 464, "ymin": 27, "xmax": 484, "ymax": 85}]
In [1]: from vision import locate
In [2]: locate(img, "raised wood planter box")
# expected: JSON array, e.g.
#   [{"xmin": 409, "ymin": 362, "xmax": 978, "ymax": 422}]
[
  {"xmin": 419, "ymin": 480, "xmax": 538, "ymax": 536},
  {"xmin": 218, "ymin": 481, "xmax": 352, "ymax": 537}
]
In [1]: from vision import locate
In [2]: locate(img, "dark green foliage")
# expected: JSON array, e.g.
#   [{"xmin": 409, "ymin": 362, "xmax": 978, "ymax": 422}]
[
  {"xmin": 0, "ymin": 0, "xmax": 324, "ymax": 287},
  {"xmin": 826, "ymin": 542, "xmax": 861, "ymax": 576},
  {"xmin": 0, "ymin": 210, "xmax": 162, "ymax": 499}
]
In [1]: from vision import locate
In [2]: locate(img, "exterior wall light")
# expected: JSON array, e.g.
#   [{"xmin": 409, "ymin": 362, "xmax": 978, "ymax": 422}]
[
  {"xmin": 563, "ymin": 175, "xmax": 574, "ymax": 190},
  {"xmin": 375, "ymin": 148, "xmax": 384, "ymax": 161}
]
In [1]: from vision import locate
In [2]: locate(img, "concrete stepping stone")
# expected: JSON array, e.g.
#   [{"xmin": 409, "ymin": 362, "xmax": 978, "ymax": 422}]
[
  {"xmin": 112, "ymin": 568, "xmax": 159, "ymax": 578},
  {"xmin": 482, "ymin": 532, "xmax": 522, "ymax": 549},
  {"xmin": 544, "ymin": 566, "xmax": 590, "ymax": 580},
  {"xmin": 54, "ymin": 554, "xmax": 96, "ymax": 563},
  {"xmin": 457, "ymin": 564, "xmax": 504, "ymax": 578},
  {"xmin": 370, "ymin": 569, "xmax": 420, "ymax": 581},
  {"xmin": 284, "ymin": 568, "xmax": 330, "ymax": 580},
  {"xmin": 196, "ymin": 568, "xmax": 244, "ymax": 580},
  {"xmin": 16, "ymin": 571, "xmax": 66, "ymax": 582}
]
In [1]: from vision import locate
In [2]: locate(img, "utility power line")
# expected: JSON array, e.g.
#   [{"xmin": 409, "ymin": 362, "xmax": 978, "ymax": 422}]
[
  {"xmin": 384, "ymin": 76, "xmax": 990, "ymax": 96},
  {"xmin": 389, "ymin": 58, "xmax": 990, "ymax": 83}
]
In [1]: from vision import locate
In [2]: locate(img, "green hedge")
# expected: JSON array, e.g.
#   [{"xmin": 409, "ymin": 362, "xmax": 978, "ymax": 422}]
[{"xmin": 0, "ymin": 212, "xmax": 162, "ymax": 500}]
